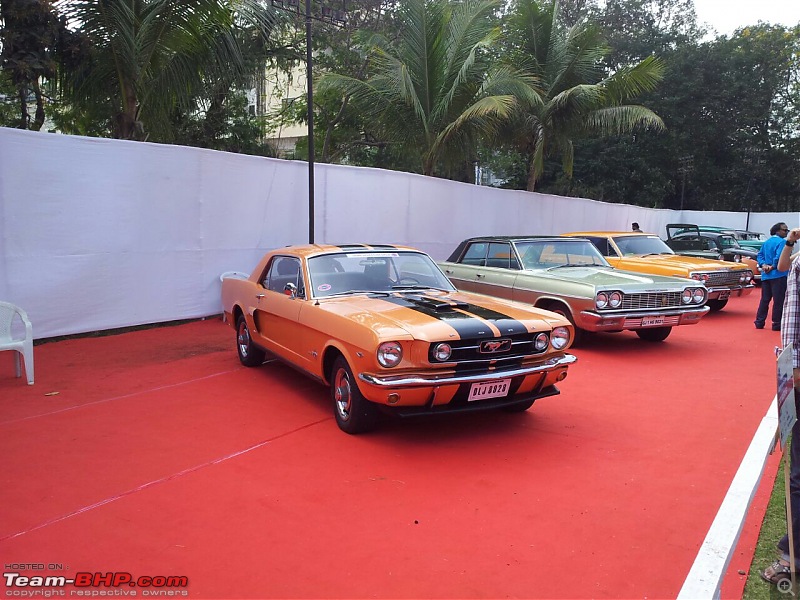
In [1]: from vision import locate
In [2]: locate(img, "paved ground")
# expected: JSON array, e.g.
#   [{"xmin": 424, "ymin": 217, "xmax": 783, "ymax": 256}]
[{"xmin": 0, "ymin": 291, "xmax": 782, "ymax": 598}]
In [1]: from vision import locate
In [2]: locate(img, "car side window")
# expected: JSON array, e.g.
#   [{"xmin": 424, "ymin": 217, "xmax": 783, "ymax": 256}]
[
  {"xmin": 461, "ymin": 243, "xmax": 487, "ymax": 266},
  {"xmin": 486, "ymin": 242, "xmax": 517, "ymax": 269},
  {"xmin": 264, "ymin": 256, "xmax": 305, "ymax": 297},
  {"xmin": 585, "ymin": 237, "xmax": 614, "ymax": 257}
]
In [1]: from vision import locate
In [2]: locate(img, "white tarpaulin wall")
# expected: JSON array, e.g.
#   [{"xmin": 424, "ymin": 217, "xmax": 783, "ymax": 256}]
[{"xmin": 0, "ymin": 127, "xmax": 794, "ymax": 339}]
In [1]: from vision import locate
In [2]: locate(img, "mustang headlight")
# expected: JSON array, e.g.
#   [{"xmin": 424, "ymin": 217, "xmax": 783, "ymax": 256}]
[
  {"xmin": 608, "ymin": 291, "xmax": 622, "ymax": 308},
  {"xmin": 432, "ymin": 342, "xmax": 452, "ymax": 362},
  {"xmin": 595, "ymin": 292, "xmax": 609, "ymax": 309},
  {"xmin": 693, "ymin": 287, "xmax": 707, "ymax": 304},
  {"xmin": 534, "ymin": 332, "xmax": 549, "ymax": 351},
  {"xmin": 377, "ymin": 342, "xmax": 403, "ymax": 367},
  {"xmin": 550, "ymin": 327, "xmax": 570, "ymax": 350}
]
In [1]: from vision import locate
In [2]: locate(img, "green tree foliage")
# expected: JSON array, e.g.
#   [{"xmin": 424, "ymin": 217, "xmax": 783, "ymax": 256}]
[
  {"xmin": 0, "ymin": 0, "xmax": 61, "ymax": 130},
  {"xmin": 54, "ymin": 0, "xmax": 278, "ymax": 141},
  {"xmin": 317, "ymin": 0, "xmax": 539, "ymax": 178},
  {"xmin": 501, "ymin": 0, "xmax": 666, "ymax": 191}
]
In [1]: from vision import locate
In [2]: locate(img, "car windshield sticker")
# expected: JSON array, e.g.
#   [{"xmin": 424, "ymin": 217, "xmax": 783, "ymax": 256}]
[
  {"xmin": 345, "ymin": 252, "xmax": 400, "ymax": 258},
  {"xmin": 318, "ymin": 284, "xmax": 331, "ymax": 291}
]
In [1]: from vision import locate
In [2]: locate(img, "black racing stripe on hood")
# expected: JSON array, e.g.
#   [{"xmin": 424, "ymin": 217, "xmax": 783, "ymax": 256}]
[
  {"xmin": 456, "ymin": 304, "xmax": 530, "ymax": 336},
  {"xmin": 381, "ymin": 295, "xmax": 496, "ymax": 339}
]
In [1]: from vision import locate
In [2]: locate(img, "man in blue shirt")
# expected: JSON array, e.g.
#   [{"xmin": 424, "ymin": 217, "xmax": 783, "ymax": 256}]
[{"xmin": 755, "ymin": 222, "xmax": 790, "ymax": 330}]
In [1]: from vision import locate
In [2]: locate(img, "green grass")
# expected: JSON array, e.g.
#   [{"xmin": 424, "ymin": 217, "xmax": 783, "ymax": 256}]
[{"xmin": 744, "ymin": 451, "xmax": 791, "ymax": 599}]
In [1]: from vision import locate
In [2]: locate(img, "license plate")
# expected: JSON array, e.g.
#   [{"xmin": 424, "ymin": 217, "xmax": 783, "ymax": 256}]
[
  {"xmin": 469, "ymin": 379, "xmax": 511, "ymax": 401},
  {"xmin": 718, "ymin": 290, "xmax": 731, "ymax": 300},
  {"xmin": 641, "ymin": 316, "xmax": 665, "ymax": 327}
]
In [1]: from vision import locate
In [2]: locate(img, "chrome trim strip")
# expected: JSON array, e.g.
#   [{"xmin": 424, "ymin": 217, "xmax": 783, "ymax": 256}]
[{"xmin": 358, "ymin": 354, "xmax": 577, "ymax": 388}]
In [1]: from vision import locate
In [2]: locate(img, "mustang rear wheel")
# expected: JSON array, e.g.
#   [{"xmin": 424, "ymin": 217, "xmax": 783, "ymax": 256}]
[
  {"xmin": 330, "ymin": 356, "xmax": 377, "ymax": 434},
  {"xmin": 635, "ymin": 326, "xmax": 672, "ymax": 342},
  {"xmin": 236, "ymin": 315, "xmax": 265, "ymax": 366}
]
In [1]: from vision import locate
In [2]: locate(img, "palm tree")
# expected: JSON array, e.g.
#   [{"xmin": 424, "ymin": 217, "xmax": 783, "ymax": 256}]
[
  {"xmin": 317, "ymin": 0, "xmax": 539, "ymax": 177},
  {"xmin": 504, "ymin": 0, "xmax": 665, "ymax": 191},
  {"xmin": 55, "ymin": 0, "xmax": 277, "ymax": 140}
]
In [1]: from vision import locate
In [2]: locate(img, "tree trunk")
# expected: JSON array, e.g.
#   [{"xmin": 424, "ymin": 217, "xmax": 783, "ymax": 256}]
[
  {"xmin": 31, "ymin": 79, "xmax": 45, "ymax": 131},
  {"xmin": 16, "ymin": 86, "xmax": 28, "ymax": 129},
  {"xmin": 526, "ymin": 158, "xmax": 537, "ymax": 192}
]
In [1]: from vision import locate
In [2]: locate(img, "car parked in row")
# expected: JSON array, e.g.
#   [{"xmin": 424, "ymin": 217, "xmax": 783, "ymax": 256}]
[
  {"xmin": 221, "ymin": 244, "xmax": 577, "ymax": 434},
  {"xmin": 665, "ymin": 224, "xmax": 760, "ymax": 282},
  {"xmin": 562, "ymin": 232, "xmax": 755, "ymax": 311},
  {"xmin": 440, "ymin": 236, "xmax": 709, "ymax": 343}
]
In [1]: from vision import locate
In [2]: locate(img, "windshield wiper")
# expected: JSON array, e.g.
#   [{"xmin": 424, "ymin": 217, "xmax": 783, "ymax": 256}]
[{"xmin": 546, "ymin": 264, "xmax": 590, "ymax": 270}]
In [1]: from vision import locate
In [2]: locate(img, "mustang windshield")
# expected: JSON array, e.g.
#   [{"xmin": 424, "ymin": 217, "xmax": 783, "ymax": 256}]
[
  {"xmin": 613, "ymin": 235, "xmax": 675, "ymax": 256},
  {"xmin": 515, "ymin": 240, "xmax": 610, "ymax": 269},
  {"xmin": 308, "ymin": 251, "xmax": 456, "ymax": 297}
]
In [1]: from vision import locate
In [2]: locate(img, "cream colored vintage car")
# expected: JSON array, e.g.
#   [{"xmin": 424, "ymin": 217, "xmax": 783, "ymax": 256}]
[
  {"xmin": 563, "ymin": 232, "xmax": 755, "ymax": 311},
  {"xmin": 440, "ymin": 236, "xmax": 710, "ymax": 343},
  {"xmin": 221, "ymin": 244, "xmax": 577, "ymax": 433}
]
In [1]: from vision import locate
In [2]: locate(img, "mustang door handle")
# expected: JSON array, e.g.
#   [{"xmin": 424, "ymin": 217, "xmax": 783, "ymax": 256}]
[
  {"xmin": 476, "ymin": 274, "xmax": 485, "ymax": 278},
  {"xmin": 256, "ymin": 293, "xmax": 265, "ymax": 299},
  {"xmin": 444, "ymin": 269, "xmax": 453, "ymax": 274}
]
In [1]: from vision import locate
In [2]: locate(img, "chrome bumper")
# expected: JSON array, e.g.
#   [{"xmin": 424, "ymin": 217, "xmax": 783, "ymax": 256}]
[{"xmin": 358, "ymin": 354, "xmax": 577, "ymax": 388}]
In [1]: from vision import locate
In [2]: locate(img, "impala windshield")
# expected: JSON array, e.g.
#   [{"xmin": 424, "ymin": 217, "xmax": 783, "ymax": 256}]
[
  {"xmin": 308, "ymin": 251, "xmax": 456, "ymax": 297},
  {"xmin": 515, "ymin": 240, "xmax": 610, "ymax": 269},
  {"xmin": 613, "ymin": 235, "xmax": 675, "ymax": 256}
]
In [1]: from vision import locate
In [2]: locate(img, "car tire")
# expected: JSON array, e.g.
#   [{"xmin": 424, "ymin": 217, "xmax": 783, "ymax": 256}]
[
  {"xmin": 707, "ymin": 299, "xmax": 729, "ymax": 311},
  {"xmin": 502, "ymin": 399, "xmax": 536, "ymax": 412},
  {"xmin": 548, "ymin": 305, "xmax": 583, "ymax": 345},
  {"xmin": 236, "ymin": 314, "xmax": 265, "ymax": 367},
  {"xmin": 330, "ymin": 356, "xmax": 378, "ymax": 434},
  {"xmin": 635, "ymin": 326, "xmax": 672, "ymax": 342}
]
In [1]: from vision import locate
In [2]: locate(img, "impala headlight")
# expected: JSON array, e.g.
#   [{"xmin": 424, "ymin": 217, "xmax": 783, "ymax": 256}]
[
  {"xmin": 550, "ymin": 327, "xmax": 570, "ymax": 350},
  {"xmin": 377, "ymin": 342, "xmax": 403, "ymax": 367},
  {"xmin": 534, "ymin": 332, "xmax": 549, "ymax": 351},
  {"xmin": 693, "ymin": 287, "xmax": 707, "ymax": 304},
  {"xmin": 691, "ymin": 272, "xmax": 709, "ymax": 282},
  {"xmin": 734, "ymin": 254, "xmax": 741, "ymax": 263},
  {"xmin": 682, "ymin": 289, "xmax": 693, "ymax": 304},
  {"xmin": 432, "ymin": 342, "xmax": 452, "ymax": 362},
  {"xmin": 608, "ymin": 291, "xmax": 623, "ymax": 308},
  {"xmin": 596, "ymin": 292, "xmax": 609, "ymax": 309}
]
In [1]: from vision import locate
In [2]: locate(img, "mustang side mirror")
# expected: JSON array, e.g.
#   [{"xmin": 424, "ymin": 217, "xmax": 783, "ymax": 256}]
[{"xmin": 284, "ymin": 282, "xmax": 298, "ymax": 298}]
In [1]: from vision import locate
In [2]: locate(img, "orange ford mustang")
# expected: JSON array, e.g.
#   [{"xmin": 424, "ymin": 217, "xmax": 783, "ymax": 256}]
[
  {"xmin": 562, "ymin": 232, "xmax": 754, "ymax": 312},
  {"xmin": 221, "ymin": 244, "xmax": 577, "ymax": 434}
]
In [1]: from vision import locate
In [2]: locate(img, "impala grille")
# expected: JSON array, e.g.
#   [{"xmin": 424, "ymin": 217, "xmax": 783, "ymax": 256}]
[
  {"xmin": 701, "ymin": 271, "xmax": 747, "ymax": 287},
  {"xmin": 620, "ymin": 292, "xmax": 684, "ymax": 310}
]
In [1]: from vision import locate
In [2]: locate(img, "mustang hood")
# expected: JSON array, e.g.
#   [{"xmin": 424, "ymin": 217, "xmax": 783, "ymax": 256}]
[{"xmin": 318, "ymin": 290, "xmax": 558, "ymax": 342}]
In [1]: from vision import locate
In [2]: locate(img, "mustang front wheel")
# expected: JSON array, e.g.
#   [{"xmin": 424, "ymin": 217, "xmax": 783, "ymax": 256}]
[
  {"xmin": 236, "ymin": 315, "xmax": 265, "ymax": 366},
  {"xmin": 331, "ymin": 356, "xmax": 377, "ymax": 434}
]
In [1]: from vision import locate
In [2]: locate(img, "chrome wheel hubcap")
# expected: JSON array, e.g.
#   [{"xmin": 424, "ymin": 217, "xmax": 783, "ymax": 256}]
[
  {"xmin": 237, "ymin": 322, "xmax": 250, "ymax": 358},
  {"xmin": 334, "ymin": 369, "xmax": 352, "ymax": 421}
]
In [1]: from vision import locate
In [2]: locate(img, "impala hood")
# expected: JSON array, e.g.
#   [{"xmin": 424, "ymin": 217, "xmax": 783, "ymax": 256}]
[{"xmin": 537, "ymin": 266, "xmax": 693, "ymax": 289}]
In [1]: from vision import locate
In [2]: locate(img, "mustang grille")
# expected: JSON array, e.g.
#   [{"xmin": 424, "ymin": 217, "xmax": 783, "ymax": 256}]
[
  {"xmin": 700, "ymin": 271, "xmax": 747, "ymax": 287},
  {"xmin": 620, "ymin": 292, "xmax": 683, "ymax": 310},
  {"xmin": 429, "ymin": 333, "xmax": 547, "ymax": 367}
]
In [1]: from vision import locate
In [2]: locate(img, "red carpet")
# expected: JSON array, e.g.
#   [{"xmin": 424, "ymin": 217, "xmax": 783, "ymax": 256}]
[{"xmin": 0, "ymin": 293, "xmax": 783, "ymax": 598}]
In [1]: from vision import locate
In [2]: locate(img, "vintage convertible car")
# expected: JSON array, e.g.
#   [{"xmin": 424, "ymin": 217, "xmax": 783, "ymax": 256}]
[
  {"xmin": 221, "ymin": 244, "xmax": 577, "ymax": 434},
  {"xmin": 562, "ymin": 232, "xmax": 755, "ymax": 311},
  {"xmin": 695, "ymin": 226, "xmax": 767, "ymax": 251},
  {"xmin": 440, "ymin": 236, "xmax": 709, "ymax": 343}
]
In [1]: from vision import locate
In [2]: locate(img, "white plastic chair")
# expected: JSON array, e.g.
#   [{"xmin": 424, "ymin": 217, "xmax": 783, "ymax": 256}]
[
  {"xmin": 219, "ymin": 271, "xmax": 249, "ymax": 283},
  {"xmin": 0, "ymin": 301, "xmax": 34, "ymax": 385}
]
